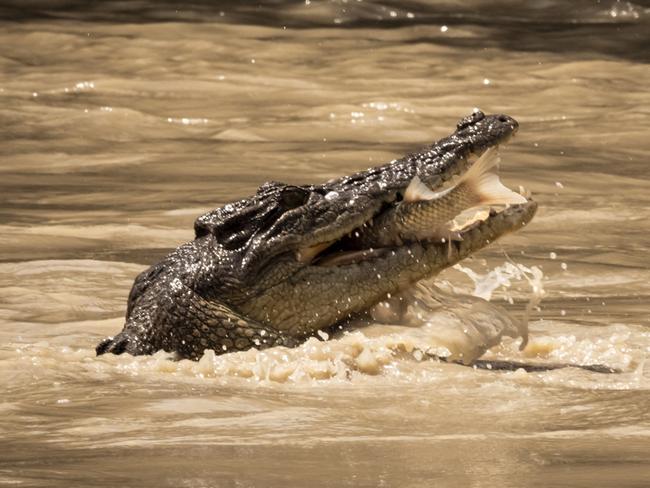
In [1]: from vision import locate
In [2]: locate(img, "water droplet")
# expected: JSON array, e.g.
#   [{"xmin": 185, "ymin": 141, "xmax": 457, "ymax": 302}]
[{"xmin": 317, "ymin": 330, "xmax": 329, "ymax": 340}]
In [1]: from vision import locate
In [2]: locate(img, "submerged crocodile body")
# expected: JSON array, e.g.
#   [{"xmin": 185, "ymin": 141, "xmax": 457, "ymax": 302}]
[{"xmin": 97, "ymin": 111, "xmax": 537, "ymax": 360}]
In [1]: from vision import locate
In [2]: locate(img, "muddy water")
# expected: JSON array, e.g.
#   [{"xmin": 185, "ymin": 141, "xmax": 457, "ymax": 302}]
[{"xmin": 1, "ymin": 2, "xmax": 650, "ymax": 487}]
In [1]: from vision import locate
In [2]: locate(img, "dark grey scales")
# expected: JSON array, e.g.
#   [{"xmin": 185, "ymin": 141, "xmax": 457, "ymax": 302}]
[{"xmin": 97, "ymin": 112, "xmax": 539, "ymax": 363}]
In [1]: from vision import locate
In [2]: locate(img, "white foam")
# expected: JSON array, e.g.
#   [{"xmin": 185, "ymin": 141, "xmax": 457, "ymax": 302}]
[{"xmin": 4, "ymin": 259, "xmax": 645, "ymax": 388}]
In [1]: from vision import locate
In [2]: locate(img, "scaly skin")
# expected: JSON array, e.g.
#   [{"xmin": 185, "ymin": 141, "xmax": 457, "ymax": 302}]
[{"xmin": 96, "ymin": 111, "xmax": 537, "ymax": 360}]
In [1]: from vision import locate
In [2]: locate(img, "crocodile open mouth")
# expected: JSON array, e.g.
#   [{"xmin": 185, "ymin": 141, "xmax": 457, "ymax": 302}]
[{"xmin": 298, "ymin": 143, "xmax": 534, "ymax": 268}]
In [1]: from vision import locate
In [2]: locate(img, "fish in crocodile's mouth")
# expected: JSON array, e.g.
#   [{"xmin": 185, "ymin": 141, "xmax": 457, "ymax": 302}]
[{"xmin": 297, "ymin": 138, "xmax": 533, "ymax": 268}]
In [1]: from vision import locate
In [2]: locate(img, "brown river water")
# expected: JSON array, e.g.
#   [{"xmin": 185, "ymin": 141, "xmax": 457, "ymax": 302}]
[{"xmin": 1, "ymin": 2, "xmax": 649, "ymax": 487}]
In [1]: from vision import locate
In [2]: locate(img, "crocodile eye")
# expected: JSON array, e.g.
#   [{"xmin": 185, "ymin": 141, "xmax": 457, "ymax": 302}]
[
  {"xmin": 257, "ymin": 181, "xmax": 286, "ymax": 194},
  {"xmin": 279, "ymin": 186, "xmax": 310, "ymax": 209}
]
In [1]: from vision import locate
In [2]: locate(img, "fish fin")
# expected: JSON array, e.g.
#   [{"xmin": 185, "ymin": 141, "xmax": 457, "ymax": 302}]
[
  {"xmin": 459, "ymin": 147, "xmax": 528, "ymax": 206},
  {"xmin": 317, "ymin": 248, "xmax": 390, "ymax": 267},
  {"xmin": 296, "ymin": 241, "xmax": 335, "ymax": 263},
  {"xmin": 404, "ymin": 175, "xmax": 446, "ymax": 202}
]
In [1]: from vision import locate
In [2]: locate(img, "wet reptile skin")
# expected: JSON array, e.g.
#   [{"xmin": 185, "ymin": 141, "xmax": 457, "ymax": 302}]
[{"xmin": 96, "ymin": 112, "xmax": 537, "ymax": 360}]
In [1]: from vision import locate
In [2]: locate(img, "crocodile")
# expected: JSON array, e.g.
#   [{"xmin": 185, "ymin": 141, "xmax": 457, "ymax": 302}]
[{"xmin": 96, "ymin": 111, "xmax": 537, "ymax": 361}]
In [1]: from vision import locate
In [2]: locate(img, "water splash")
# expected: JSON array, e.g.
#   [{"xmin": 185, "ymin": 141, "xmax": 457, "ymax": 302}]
[
  {"xmin": 453, "ymin": 260, "xmax": 546, "ymax": 350},
  {"xmin": 453, "ymin": 260, "xmax": 544, "ymax": 302}
]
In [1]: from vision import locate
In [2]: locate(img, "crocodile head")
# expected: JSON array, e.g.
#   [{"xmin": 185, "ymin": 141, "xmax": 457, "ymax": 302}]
[{"xmin": 97, "ymin": 111, "xmax": 537, "ymax": 359}]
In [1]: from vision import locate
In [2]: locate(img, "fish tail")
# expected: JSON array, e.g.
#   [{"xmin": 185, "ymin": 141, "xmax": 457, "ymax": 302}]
[{"xmin": 459, "ymin": 147, "xmax": 528, "ymax": 206}]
